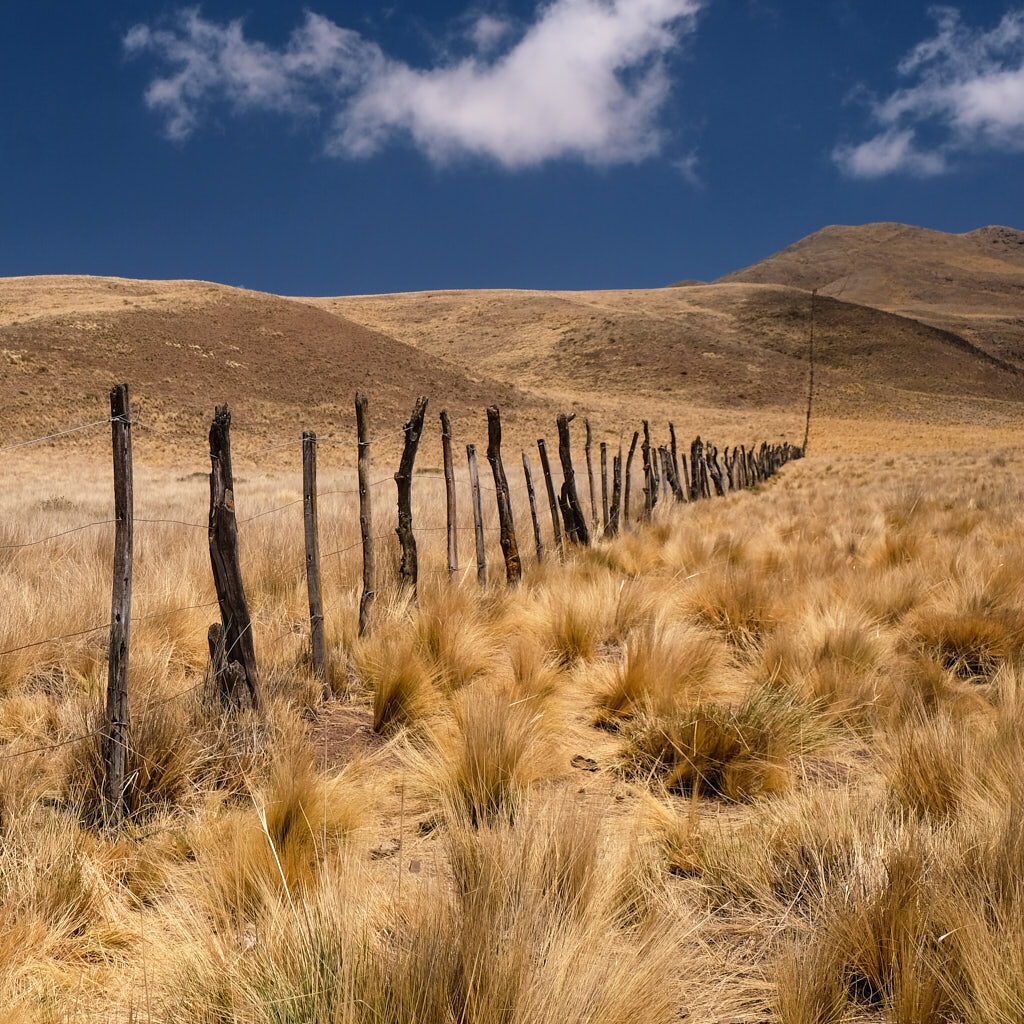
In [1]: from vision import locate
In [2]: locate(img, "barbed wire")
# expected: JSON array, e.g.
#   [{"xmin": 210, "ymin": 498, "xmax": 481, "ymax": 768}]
[{"xmin": 0, "ymin": 417, "xmax": 120, "ymax": 453}]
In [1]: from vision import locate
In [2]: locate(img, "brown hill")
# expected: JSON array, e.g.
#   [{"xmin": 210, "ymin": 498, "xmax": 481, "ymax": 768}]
[
  {"xmin": 0, "ymin": 276, "xmax": 525, "ymax": 465},
  {"xmin": 5, "ymin": 247, "xmax": 1024, "ymax": 463},
  {"xmin": 717, "ymin": 222, "xmax": 1024, "ymax": 367}
]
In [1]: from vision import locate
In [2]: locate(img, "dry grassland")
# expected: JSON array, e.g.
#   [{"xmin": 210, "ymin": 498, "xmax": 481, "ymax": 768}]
[{"xmin": 3, "ymin": 435, "xmax": 1024, "ymax": 1023}]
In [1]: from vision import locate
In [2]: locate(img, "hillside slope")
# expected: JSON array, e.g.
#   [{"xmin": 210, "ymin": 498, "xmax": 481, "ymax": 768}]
[
  {"xmin": 0, "ymin": 276, "xmax": 526, "ymax": 462},
  {"xmin": 717, "ymin": 222, "xmax": 1024, "ymax": 366}
]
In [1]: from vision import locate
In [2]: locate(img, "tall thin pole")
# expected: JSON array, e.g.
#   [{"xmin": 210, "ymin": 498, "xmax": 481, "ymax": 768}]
[
  {"xmin": 302, "ymin": 431, "xmax": 328, "ymax": 696},
  {"xmin": 440, "ymin": 409, "xmax": 459, "ymax": 581},
  {"xmin": 467, "ymin": 444, "xmax": 487, "ymax": 587},
  {"xmin": 355, "ymin": 393, "xmax": 375, "ymax": 636},
  {"xmin": 105, "ymin": 383, "xmax": 133, "ymax": 824}
]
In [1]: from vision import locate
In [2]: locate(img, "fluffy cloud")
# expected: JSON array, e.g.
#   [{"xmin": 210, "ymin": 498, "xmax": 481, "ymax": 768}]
[
  {"xmin": 835, "ymin": 6, "xmax": 1024, "ymax": 178},
  {"xmin": 125, "ymin": 0, "xmax": 702, "ymax": 168}
]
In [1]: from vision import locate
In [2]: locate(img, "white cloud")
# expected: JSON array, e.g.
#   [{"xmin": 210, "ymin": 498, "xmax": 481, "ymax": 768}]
[
  {"xmin": 835, "ymin": 6, "xmax": 1024, "ymax": 178},
  {"xmin": 125, "ymin": 0, "xmax": 702, "ymax": 168}
]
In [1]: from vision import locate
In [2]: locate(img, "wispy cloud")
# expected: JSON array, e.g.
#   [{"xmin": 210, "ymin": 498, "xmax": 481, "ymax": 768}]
[
  {"xmin": 835, "ymin": 6, "xmax": 1024, "ymax": 178},
  {"xmin": 125, "ymin": 0, "xmax": 702, "ymax": 169}
]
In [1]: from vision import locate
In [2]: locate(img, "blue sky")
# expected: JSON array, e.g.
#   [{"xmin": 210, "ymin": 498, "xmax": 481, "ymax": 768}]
[{"xmin": 2, "ymin": 1, "xmax": 1023, "ymax": 295}]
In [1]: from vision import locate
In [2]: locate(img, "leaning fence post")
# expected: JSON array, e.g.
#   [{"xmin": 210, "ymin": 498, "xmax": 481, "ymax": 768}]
[
  {"xmin": 302, "ymin": 431, "xmax": 329, "ymax": 697},
  {"xmin": 209, "ymin": 404, "xmax": 261, "ymax": 710},
  {"xmin": 521, "ymin": 450, "xmax": 544, "ymax": 563},
  {"xmin": 355, "ymin": 393, "xmax": 375, "ymax": 636},
  {"xmin": 395, "ymin": 396, "xmax": 428, "ymax": 597},
  {"xmin": 440, "ymin": 409, "xmax": 459, "ymax": 582},
  {"xmin": 537, "ymin": 439, "xmax": 563, "ymax": 554},
  {"xmin": 556, "ymin": 413, "xmax": 590, "ymax": 545},
  {"xmin": 486, "ymin": 406, "xmax": 522, "ymax": 585},
  {"xmin": 467, "ymin": 444, "xmax": 487, "ymax": 586},
  {"xmin": 104, "ymin": 383, "xmax": 133, "ymax": 824},
  {"xmin": 585, "ymin": 419, "xmax": 599, "ymax": 533}
]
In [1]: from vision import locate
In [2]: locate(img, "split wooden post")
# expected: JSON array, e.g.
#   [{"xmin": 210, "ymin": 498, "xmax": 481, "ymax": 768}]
[
  {"xmin": 556, "ymin": 413, "xmax": 590, "ymax": 545},
  {"xmin": 600, "ymin": 441, "xmax": 609, "ymax": 529},
  {"xmin": 608, "ymin": 447, "xmax": 623, "ymax": 537},
  {"xmin": 521, "ymin": 450, "xmax": 544, "ymax": 563},
  {"xmin": 302, "ymin": 431, "xmax": 329, "ymax": 696},
  {"xmin": 641, "ymin": 420, "xmax": 654, "ymax": 520},
  {"xmin": 681, "ymin": 452, "xmax": 692, "ymax": 501},
  {"xmin": 355, "ymin": 393, "xmax": 375, "ymax": 637},
  {"xmin": 104, "ymin": 382, "xmax": 133, "ymax": 824},
  {"xmin": 395, "ymin": 396, "xmax": 428, "ymax": 597},
  {"xmin": 623, "ymin": 430, "xmax": 639, "ymax": 529},
  {"xmin": 467, "ymin": 444, "xmax": 487, "ymax": 586},
  {"xmin": 208, "ymin": 404, "xmax": 260, "ymax": 710},
  {"xmin": 585, "ymin": 419, "xmax": 599, "ymax": 532},
  {"xmin": 486, "ymin": 406, "xmax": 522, "ymax": 585},
  {"xmin": 537, "ymin": 439, "xmax": 563, "ymax": 554},
  {"xmin": 440, "ymin": 409, "xmax": 459, "ymax": 581}
]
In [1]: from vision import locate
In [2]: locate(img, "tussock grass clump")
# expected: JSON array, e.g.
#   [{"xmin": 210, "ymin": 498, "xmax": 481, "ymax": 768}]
[
  {"xmin": 195, "ymin": 743, "xmax": 367, "ymax": 918},
  {"xmin": 593, "ymin": 618, "xmax": 728, "ymax": 726},
  {"xmin": 354, "ymin": 631, "xmax": 439, "ymax": 735},
  {"xmin": 687, "ymin": 565, "xmax": 778, "ymax": 647},
  {"xmin": 621, "ymin": 687, "xmax": 823, "ymax": 801},
  {"xmin": 167, "ymin": 802, "xmax": 682, "ymax": 1024},
  {"xmin": 426, "ymin": 683, "xmax": 560, "ymax": 825}
]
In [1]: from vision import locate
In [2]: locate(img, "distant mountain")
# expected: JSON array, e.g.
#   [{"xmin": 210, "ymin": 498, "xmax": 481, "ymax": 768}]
[{"xmin": 716, "ymin": 222, "xmax": 1024, "ymax": 367}]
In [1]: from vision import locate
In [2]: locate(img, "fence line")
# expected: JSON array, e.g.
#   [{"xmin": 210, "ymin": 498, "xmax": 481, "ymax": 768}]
[{"xmin": 0, "ymin": 388, "xmax": 801, "ymax": 799}]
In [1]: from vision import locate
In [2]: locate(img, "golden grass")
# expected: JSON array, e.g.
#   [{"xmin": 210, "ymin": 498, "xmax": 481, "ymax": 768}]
[{"xmin": 3, "ymin": 445, "xmax": 1024, "ymax": 1020}]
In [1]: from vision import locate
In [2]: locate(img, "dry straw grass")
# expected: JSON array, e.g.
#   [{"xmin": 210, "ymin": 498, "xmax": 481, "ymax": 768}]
[{"xmin": 3, "ymin": 445, "xmax": 1024, "ymax": 1020}]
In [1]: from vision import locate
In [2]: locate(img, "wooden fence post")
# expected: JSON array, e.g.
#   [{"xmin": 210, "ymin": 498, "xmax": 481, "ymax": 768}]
[
  {"xmin": 623, "ymin": 430, "xmax": 639, "ymax": 528},
  {"xmin": 467, "ymin": 444, "xmax": 487, "ymax": 586},
  {"xmin": 641, "ymin": 420, "xmax": 654, "ymax": 520},
  {"xmin": 669, "ymin": 423, "xmax": 681, "ymax": 488},
  {"xmin": 104, "ymin": 382, "xmax": 132, "ymax": 824},
  {"xmin": 537, "ymin": 439, "xmax": 563, "ymax": 554},
  {"xmin": 302, "ymin": 431, "xmax": 328, "ymax": 695},
  {"xmin": 585, "ymin": 419, "xmax": 599, "ymax": 533},
  {"xmin": 600, "ymin": 441, "xmax": 609, "ymax": 529},
  {"xmin": 681, "ymin": 452, "xmax": 692, "ymax": 501},
  {"xmin": 522, "ymin": 450, "xmax": 544, "ymax": 563},
  {"xmin": 440, "ymin": 409, "xmax": 459, "ymax": 581},
  {"xmin": 556, "ymin": 413, "xmax": 590, "ymax": 545},
  {"xmin": 608, "ymin": 447, "xmax": 622, "ymax": 537},
  {"xmin": 395, "ymin": 396, "xmax": 428, "ymax": 597},
  {"xmin": 355, "ymin": 393, "xmax": 375, "ymax": 637},
  {"xmin": 208, "ymin": 404, "xmax": 260, "ymax": 710},
  {"xmin": 486, "ymin": 406, "xmax": 522, "ymax": 585}
]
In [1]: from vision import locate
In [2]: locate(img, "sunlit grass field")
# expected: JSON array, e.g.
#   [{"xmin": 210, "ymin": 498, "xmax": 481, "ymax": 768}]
[{"xmin": 3, "ymin": 439, "xmax": 1024, "ymax": 1022}]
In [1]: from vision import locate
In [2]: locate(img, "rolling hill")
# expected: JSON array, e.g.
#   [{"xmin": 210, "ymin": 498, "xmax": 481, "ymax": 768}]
[
  {"xmin": 4, "ymin": 221, "xmax": 1024, "ymax": 462},
  {"xmin": 717, "ymin": 222, "xmax": 1024, "ymax": 368}
]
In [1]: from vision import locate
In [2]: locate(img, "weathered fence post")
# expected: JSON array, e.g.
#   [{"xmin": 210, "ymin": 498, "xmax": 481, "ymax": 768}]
[
  {"xmin": 585, "ymin": 419, "xmax": 599, "ymax": 533},
  {"xmin": 556, "ymin": 413, "xmax": 590, "ymax": 545},
  {"xmin": 395, "ymin": 396, "xmax": 428, "ymax": 597},
  {"xmin": 440, "ymin": 409, "xmax": 459, "ymax": 581},
  {"xmin": 681, "ymin": 451, "xmax": 692, "ymax": 501},
  {"xmin": 209, "ymin": 404, "xmax": 260, "ymax": 710},
  {"xmin": 522, "ymin": 450, "xmax": 544, "ymax": 563},
  {"xmin": 355, "ymin": 393, "xmax": 375, "ymax": 637},
  {"xmin": 486, "ymin": 406, "xmax": 522, "ymax": 585},
  {"xmin": 302, "ymin": 431, "xmax": 329, "ymax": 696},
  {"xmin": 537, "ymin": 439, "xmax": 563, "ymax": 554},
  {"xmin": 623, "ymin": 430, "xmax": 639, "ymax": 528},
  {"xmin": 669, "ymin": 423, "xmax": 681, "ymax": 488},
  {"xmin": 104, "ymin": 383, "xmax": 133, "ymax": 824},
  {"xmin": 608, "ymin": 447, "xmax": 622, "ymax": 537},
  {"xmin": 600, "ymin": 441, "xmax": 609, "ymax": 529},
  {"xmin": 641, "ymin": 420, "xmax": 654, "ymax": 520},
  {"xmin": 467, "ymin": 444, "xmax": 487, "ymax": 586}
]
